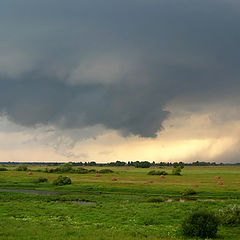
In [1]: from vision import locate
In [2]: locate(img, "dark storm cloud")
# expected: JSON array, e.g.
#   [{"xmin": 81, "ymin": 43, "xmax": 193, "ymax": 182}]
[{"xmin": 0, "ymin": 0, "xmax": 240, "ymax": 137}]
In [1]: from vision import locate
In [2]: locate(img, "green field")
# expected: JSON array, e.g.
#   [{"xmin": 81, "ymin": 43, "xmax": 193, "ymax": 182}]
[{"xmin": 1, "ymin": 165, "xmax": 240, "ymax": 240}]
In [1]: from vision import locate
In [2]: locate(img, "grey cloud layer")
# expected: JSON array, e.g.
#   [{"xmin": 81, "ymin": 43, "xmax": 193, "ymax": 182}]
[{"xmin": 0, "ymin": 0, "xmax": 240, "ymax": 137}]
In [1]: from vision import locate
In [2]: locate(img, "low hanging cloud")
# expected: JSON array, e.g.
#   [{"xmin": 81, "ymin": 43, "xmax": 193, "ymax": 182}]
[{"xmin": 0, "ymin": 0, "xmax": 240, "ymax": 139}]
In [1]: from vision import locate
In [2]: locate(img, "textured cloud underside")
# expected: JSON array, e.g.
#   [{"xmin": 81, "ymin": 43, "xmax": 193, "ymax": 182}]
[{"xmin": 0, "ymin": 0, "xmax": 240, "ymax": 138}]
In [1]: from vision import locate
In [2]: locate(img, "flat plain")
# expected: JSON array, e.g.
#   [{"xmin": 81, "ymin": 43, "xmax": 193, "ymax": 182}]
[{"xmin": 1, "ymin": 165, "xmax": 240, "ymax": 240}]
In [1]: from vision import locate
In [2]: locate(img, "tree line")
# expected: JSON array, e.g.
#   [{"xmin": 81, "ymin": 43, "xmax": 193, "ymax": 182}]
[{"xmin": 0, "ymin": 160, "xmax": 231, "ymax": 168}]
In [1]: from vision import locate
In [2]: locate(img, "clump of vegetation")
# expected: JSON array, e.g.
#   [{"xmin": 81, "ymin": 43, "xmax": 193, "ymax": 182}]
[
  {"xmin": 16, "ymin": 165, "xmax": 28, "ymax": 171},
  {"xmin": 182, "ymin": 209, "xmax": 219, "ymax": 238},
  {"xmin": 36, "ymin": 177, "xmax": 48, "ymax": 183},
  {"xmin": 43, "ymin": 163, "xmax": 113, "ymax": 174},
  {"xmin": 172, "ymin": 166, "xmax": 182, "ymax": 175},
  {"xmin": 99, "ymin": 169, "xmax": 114, "ymax": 174},
  {"xmin": 44, "ymin": 168, "xmax": 55, "ymax": 173},
  {"xmin": 182, "ymin": 188, "xmax": 197, "ymax": 196},
  {"xmin": 134, "ymin": 161, "xmax": 151, "ymax": 168},
  {"xmin": 218, "ymin": 205, "xmax": 240, "ymax": 225},
  {"xmin": 147, "ymin": 170, "xmax": 168, "ymax": 175},
  {"xmin": 173, "ymin": 162, "xmax": 185, "ymax": 169},
  {"xmin": 75, "ymin": 167, "xmax": 89, "ymax": 174},
  {"xmin": 146, "ymin": 197, "xmax": 164, "ymax": 203},
  {"xmin": 0, "ymin": 167, "xmax": 8, "ymax": 171},
  {"xmin": 53, "ymin": 176, "xmax": 72, "ymax": 186},
  {"xmin": 56, "ymin": 163, "xmax": 73, "ymax": 173}
]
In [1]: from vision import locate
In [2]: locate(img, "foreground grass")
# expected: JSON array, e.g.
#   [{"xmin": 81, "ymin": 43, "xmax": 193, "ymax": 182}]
[{"xmin": 1, "ymin": 165, "xmax": 240, "ymax": 239}]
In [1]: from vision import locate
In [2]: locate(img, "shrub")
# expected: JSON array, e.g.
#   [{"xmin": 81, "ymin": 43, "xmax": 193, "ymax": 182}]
[
  {"xmin": 134, "ymin": 161, "xmax": 151, "ymax": 168},
  {"xmin": 182, "ymin": 209, "xmax": 219, "ymax": 238},
  {"xmin": 36, "ymin": 177, "xmax": 48, "ymax": 183},
  {"xmin": 45, "ymin": 168, "xmax": 57, "ymax": 173},
  {"xmin": 146, "ymin": 197, "xmax": 164, "ymax": 203},
  {"xmin": 0, "ymin": 167, "xmax": 8, "ymax": 171},
  {"xmin": 16, "ymin": 165, "xmax": 28, "ymax": 171},
  {"xmin": 88, "ymin": 169, "xmax": 97, "ymax": 173},
  {"xmin": 53, "ymin": 176, "xmax": 72, "ymax": 186},
  {"xmin": 172, "ymin": 166, "xmax": 182, "ymax": 175},
  {"xmin": 147, "ymin": 170, "xmax": 168, "ymax": 175},
  {"xmin": 56, "ymin": 163, "xmax": 73, "ymax": 173},
  {"xmin": 99, "ymin": 169, "xmax": 114, "ymax": 174},
  {"xmin": 182, "ymin": 188, "xmax": 197, "ymax": 196},
  {"xmin": 75, "ymin": 168, "xmax": 89, "ymax": 174},
  {"xmin": 218, "ymin": 205, "xmax": 240, "ymax": 225}
]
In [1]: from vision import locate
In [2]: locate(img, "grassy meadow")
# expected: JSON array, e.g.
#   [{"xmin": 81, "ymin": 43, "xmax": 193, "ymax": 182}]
[{"xmin": 1, "ymin": 165, "xmax": 240, "ymax": 239}]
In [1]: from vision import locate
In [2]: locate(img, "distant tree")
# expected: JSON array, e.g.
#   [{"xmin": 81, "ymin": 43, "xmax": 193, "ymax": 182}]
[
  {"xmin": 127, "ymin": 161, "xmax": 134, "ymax": 166},
  {"xmin": 57, "ymin": 163, "xmax": 73, "ymax": 172},
  {"xmin": 172, "ymin": 166, "xmax": 182, "ymax": 175},
  {"xmin": 134, "ymin": 161, "xmax": 151, "ymax": 168},
  {"xmin": 173, "ymin": 162, "xmax": 184, "ymax": 169},
  {"xmin": 114, "ymin": 161, "xmax": 126, "ymax": 166},
  {"xmin": 88, "ymin": 161, "xmax": 97, "ymax": 166}
]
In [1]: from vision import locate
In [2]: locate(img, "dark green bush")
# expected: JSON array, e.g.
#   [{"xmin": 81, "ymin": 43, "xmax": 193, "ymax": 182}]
[
  {"xmin": 147, "ymin": 170, "xmax": 168, "ymax": 175},
  {"xmin": 218, "ymin": 205, "xmax": 240, "ymax": 225},
  {"xmin": 53, "ymin": 176, "xmax": 72, "ymax": 186},
  {"xmin": 134, "ymin": 161, "xmax": 151, "ymax": 168},
  {"xmin": 182, "ymin": 188, "xmax": 197, "ymax": 196},
  {"xmin": 88, "ymin": 169, "xmax": 97, "ymax": 173},
  {"xmin": 98, "ymin": 169, "xmax": 114, "ymax": 174},
  {"xmin": 45, "ymin": 168, "xmax": 57, "ymax": 173},
  {"xmin": 16, "ymin": 165, "xmax": 28, "ymax": 171},
  {"xmin": 56, "ymin": 163, "xmax": 73, "ymax": 173},
  {"xmin": 36, "ymin": 177, "xmax": 48, "ymax": 183},
  {"xmin": 172, "ymin": 166, "xmax": 182, "ymax": 175},
  {"xmin": 146, "ymin": 197, "xmax": 164, "ymax": 203},
  {"xmin": 182, "ymin": 209, "xmax": 219, "ymax": 238},
  {"xmin": 75, "ymin": 168, "xmax": 89, "ymax": 174},
  {"xmin": 0, "ymin": 167, "xmax": 8, "ymax": 171}
]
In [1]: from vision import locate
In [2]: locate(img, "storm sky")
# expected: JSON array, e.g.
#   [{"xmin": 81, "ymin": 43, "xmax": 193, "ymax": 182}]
[{"xmin": 1, "ymin": 0, "xmax": 240, "ymax": 162}]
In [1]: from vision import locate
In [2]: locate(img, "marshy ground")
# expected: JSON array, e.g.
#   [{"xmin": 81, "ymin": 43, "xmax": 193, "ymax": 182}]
[{"xmin": 1, "ymin": 165, "xmax": 240, "ymax": 239}]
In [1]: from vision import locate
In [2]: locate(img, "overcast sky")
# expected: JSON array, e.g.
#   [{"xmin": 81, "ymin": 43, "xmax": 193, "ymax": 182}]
[{"xmin": 0, "ymin": 0, "xmax": 240, "ymax": 163}]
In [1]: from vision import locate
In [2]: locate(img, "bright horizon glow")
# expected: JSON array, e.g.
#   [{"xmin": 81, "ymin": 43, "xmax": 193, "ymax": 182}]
[{"xmin": 1, "ymin": 105, "xmax": 239, "ymax": 163}]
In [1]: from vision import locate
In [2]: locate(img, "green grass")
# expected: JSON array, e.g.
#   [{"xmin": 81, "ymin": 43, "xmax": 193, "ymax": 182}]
[{"xmin": 1, "ymin": 165, "xmax": 240, "ymax": 239}]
